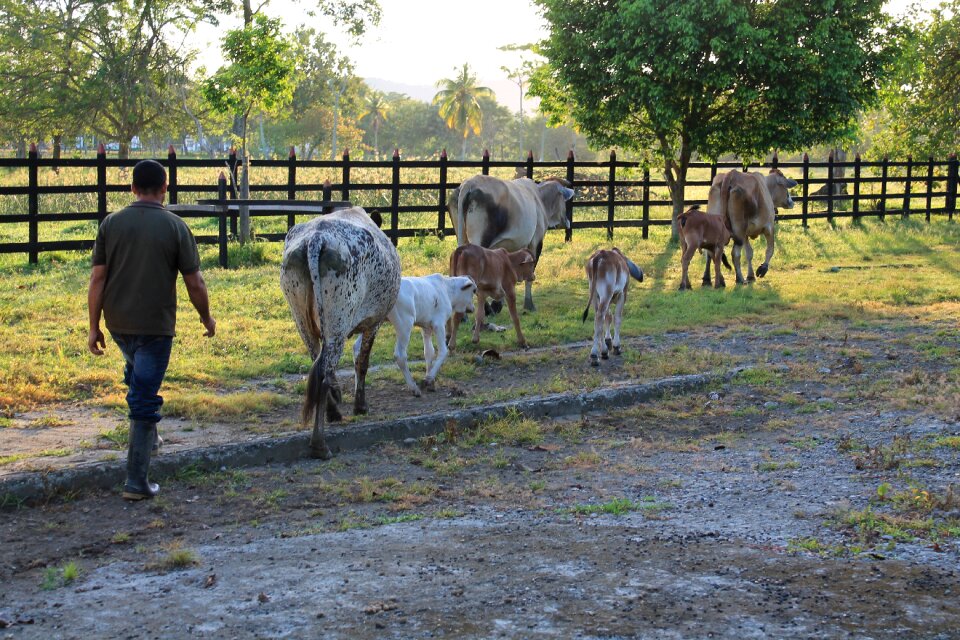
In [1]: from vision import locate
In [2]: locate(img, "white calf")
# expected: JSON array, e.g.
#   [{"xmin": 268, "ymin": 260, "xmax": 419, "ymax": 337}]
[
  {"xmin": 355, "ymin": 274, "xmax": 476, "ymax": 396},
  {"xmin": 581, "ymin": 248, "xmax": 644, "ymax": 366}
]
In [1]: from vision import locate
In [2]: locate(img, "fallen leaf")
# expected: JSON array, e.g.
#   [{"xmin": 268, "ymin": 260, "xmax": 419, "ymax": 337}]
[
  {"xmin": 528, "ymin": 444, "xmax": 560, "ymax": 452},
  {"xmin": 204, "ymin": 574, "xmax": 216, "ymax": 588},
  {"xmin": 258, "ymin": 592, "xmax": 270, "ymax": 603}
]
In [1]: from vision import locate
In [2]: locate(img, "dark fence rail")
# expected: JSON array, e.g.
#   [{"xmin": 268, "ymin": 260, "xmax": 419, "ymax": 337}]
[{"xmin": 2, "ymin": 144, "xmax": 958, "ymax": 265}]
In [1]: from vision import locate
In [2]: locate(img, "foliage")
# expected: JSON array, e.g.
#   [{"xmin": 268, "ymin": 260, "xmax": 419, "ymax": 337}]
[
  {"xmin": 869, "ymin": 0, "xmax": 960, "ymax": 159},
  {"xmin": 532, "ymin": 0, "xmax": 898, "ymax": 226}
]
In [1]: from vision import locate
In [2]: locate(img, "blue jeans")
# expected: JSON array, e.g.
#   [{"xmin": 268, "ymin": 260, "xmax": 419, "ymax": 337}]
[{"xmin": 112, "ymin": 334, "xmax": 173, "ymax": 423}]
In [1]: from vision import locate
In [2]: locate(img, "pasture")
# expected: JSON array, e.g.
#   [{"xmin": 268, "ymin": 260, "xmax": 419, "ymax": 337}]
[{"xmin": 1, "ymin": 189, "xmax": 959, "ymax": 636}]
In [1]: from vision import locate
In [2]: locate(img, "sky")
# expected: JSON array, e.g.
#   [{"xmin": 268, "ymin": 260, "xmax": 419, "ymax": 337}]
[{"xmin": 192, "ymin": 0, "xmax": 922, "ymax": 113}]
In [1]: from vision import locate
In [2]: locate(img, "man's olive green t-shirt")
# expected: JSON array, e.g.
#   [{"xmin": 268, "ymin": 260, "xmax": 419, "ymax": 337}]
[{"xmin": 92, "ymin": 202, "xmax": 200, "ymax": 336}]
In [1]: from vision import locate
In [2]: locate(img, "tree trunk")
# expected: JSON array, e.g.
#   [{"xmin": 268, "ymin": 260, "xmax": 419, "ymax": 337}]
[
  {"xmin": 665, "ymin": 142, "xmax": 691, "ymax": 240},
  {"xmin": 119, "ymin": 140, "xmax": 130, "ymax": 160},
  {"xmin": 52, "ymin": 134, "xmax": 63, "ymax": 173},
  {"xmin": 16, "ymin": 137, "xmax": 26, "ymax": 159},
  {"xmin": 373, "ymin": 122, "xmax": 379, "ymax": 160},
  {"xmin": 239, "ymin": 113, "xmax": 251, "ymax": 244},
  {"xmin": 461, "ymin": 136, "xmax": 467, "ymax": 161}
]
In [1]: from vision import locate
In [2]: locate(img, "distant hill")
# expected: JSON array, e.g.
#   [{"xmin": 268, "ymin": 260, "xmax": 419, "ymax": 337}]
[{"xmin": 365, "ymin": 77, "xmax": 539, "ymax": 113}]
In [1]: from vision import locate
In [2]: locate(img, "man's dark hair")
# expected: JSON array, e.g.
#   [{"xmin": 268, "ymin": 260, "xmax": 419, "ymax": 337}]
[{"xmin": 132, "ymin": 159, "xmax": 167, "ymax": 193}]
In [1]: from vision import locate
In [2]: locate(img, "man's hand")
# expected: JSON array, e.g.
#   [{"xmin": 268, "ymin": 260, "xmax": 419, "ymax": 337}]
[
  {"xmin": 201, "ymin": 315, "xmax": 216, "ymax": 338},
  {"xmin": 88, "ymin": 327, "xmax": 106, "ymax": 355}
]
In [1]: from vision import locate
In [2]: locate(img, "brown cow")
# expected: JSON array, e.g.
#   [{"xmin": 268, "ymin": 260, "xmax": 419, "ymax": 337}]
[
  {"xmin": 581, "ymin": 248, "xmax": 644, "ymax": 365},
  {"xmin": 447, "ymin": 244, "xmax": 536, "ymax": 350},
  {"xmin": 706, "ymin": 169, "xmax": 797, "ymax": 284},
  {"xmin": 677, "ymin": 206, "xmax": 732, "ymax": 290}
]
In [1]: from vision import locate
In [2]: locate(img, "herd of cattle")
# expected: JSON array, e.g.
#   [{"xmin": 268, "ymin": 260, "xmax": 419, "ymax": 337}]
[{"xmin": 279, "ymin": 168, "xmax": 798, "ymax": 457}]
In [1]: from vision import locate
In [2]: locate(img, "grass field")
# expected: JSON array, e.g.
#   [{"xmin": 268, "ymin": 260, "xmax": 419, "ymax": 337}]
[{"xmin": 1, "ymin": 212, "xmax": 958, "ymax": 416}]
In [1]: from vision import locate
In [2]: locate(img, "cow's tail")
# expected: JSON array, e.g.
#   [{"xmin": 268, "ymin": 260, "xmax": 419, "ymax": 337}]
[
  {"xmin": 719, "ymin": 171, "xmax": 736, "ymax": 240},
  {"xmin": 582, "ymin": 258, "xmax": 599, "ymax": 323},
  {"xmin": 302, "ymin": 235, "xmax": 327, "ymax": 426},
  {"xmin": 626, "ymin": 258, "xmax": 644, "ymax": 283}
]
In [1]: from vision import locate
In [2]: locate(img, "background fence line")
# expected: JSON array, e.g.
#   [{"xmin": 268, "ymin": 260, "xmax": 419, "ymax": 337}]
[{"xmin": 1, "ymin": 145, "xmax": 957, "ymax": 264}]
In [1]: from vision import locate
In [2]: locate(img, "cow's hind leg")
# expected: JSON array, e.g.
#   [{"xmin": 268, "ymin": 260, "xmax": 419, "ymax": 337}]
[
  {"xmin": 393, "ymin": 319, "xmax": 420, "ymax": 397},
  {"xmin": 505, "ymin": 290, "xmax": 529, "ymax": 349},
  {"xmin": 422, "ymin": 322, "xmax": 447, "ymax": 391},
  {"xmin": 447, "ymin": 313, "xmax": 462, "ymax": 352},
  {"xmin": 353, "ymin": 329, "xmax": 377, "ymax": 415},
  {"xmin": 713, "ymin": 250, "xmax": 726, "ymax": 288},
  {"xmin": 702, "ymin": 251, "xmax": 713, "ymax": 286},
  {"xmin": 745, "ymin": 240, "xmax": 756, "ymax": 282},
  {"xmin": 611, "ymin": 291, "xmax": 625, "ymax": 355},
  {"xmin": 590, "ymin": 297, "xmax": 607, "ymax": 366},
  {"xmin": 756, "ymin": 227, "xmax": 774, "ymax": 278}
]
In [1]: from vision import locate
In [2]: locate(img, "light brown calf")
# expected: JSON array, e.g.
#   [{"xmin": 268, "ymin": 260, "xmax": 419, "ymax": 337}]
[
  {"xmin": 448, "ymin": 244, "xmax": 536, "ymax": 350},
  {"xmin": 677, "ymin": 206, "xmax": 732, "ymax": 290},
  {"xmin": 582, "ymin": 248, "xmax": 644, "ymax": 365}
]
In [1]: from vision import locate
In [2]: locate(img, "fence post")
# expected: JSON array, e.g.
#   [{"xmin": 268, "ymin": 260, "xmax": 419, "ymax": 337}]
[
  {"xmin": 772, "ymin": 151, "xmax": 779, "ymax": 171},
  {"xmin": 96, "ymin": 143, "xmax": 108, "ymax": 224},
  {"xmin": 607, "ymin": 150, "xmax": 616, "ymax": 240},
  {"xmin": 167, "ymin": 145, "xmax": 178, "ymax": 205},
  {"xmin": 217, "ymin": 172, "xmax": 228, "ymax": 268},
  {"xmin": 482, "ymin": 149, "xmax": 490, "ymax": 176},
  {"xmin": 852, "ymin": 153, "xmax": 861, "ymax": 224},
  {"xmin": 390, "ymin": 148, "xmax": 400, "ymax": 246},
  {"xmin": 322, "ymin": 180, "xmax": 332, "ymax": 214},
  {"xmin": 826, "ymin": 151, "xmax": 834, "ymax": 224},
  {"xmin": 880, "ymin": 156, "xmax": 889, "ymax": 221},
  {"xmin": 438, "ymin": 149, "xmax": 448, "ymax": 238},
  {"xmin": 526, "ymin": 150, "xmax": 534, "ymax": 179},
  {"xmin": 565, "ymin": 149, "xmax": 575, "ymax": 242},
  {"xmin": 801, "ymin": 153, "xmax": 809, "ymax": 228},
  {"xmin": 28, "ymin": 143, "xmax": 39, "ymax": 264},
  {"xmin": 710, "ymin": 161, "xmax": 717, "ymax": 183},
  {"xmin": 228, "ymin": 147, "xmax": 238, "ymax": 237},
  {"xmin": 947, "ymin": 153, "xmax": 958, "ymax": 221},
  {"xmin": 341, "ymin": 149, "xmax": 351, "ymax": 201},
  {"xmin": 287, "ymin": 146, "xmax": 297, "ymax": 230},
  {"xmin": 925, "ymin": 156, "xmax": 934, "ymax": 223},
  {"xmin": 903, "ymin": 156, "xmax": 912, "ymax": 219}
]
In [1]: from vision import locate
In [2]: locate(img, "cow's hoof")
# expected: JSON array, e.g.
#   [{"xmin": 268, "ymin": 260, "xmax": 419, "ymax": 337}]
[
  {"xmin": 520, "ymin": 342, "xmax": 530, "ymax": 350},
  {"xmin": 604, "ymin": 337, "xmax": 612, "ymax": 350},
  {"xmin": 715, "ymin": 281, "xmax": 726, "ymax": 289},
  {"xmin": 612, "ymin": 345, "xmax": 622, "ymax": 356},
  {"xmin": 736, "ymin": 278, "xmax": 746, "ymax": 285},
  {"xmin": 523, "ymin": 302, "xmax": 536, "ymax": 313},
  {"xmin": 354, "ymin": 402, "xmax": 368, "ymax": 415},
  {"xmin": 490, "ymin": 300, "xmax": 504, "ymax": 315},
  {"xmin": 746, "ymin": 275, "xmax": 756, "ymax": 283},
  {"xmin": 310, "ymin": 443, "xmax": 333, "ymax": 460},
  {"xmin": 702, "ymin": 278, "xmax": 712, "ymax": 286},
  {"xmin": 756, "ymin": 264, "xmax": 768, "ymax": 278},
  {"xmin": 326, "ymin": 407, "xmax": 343, "ymax": 423},
  {"xmin": 590, "ymin": 355, "xmax": 600, "ymax": 367},
  {"xmin": 419, "ymin": 379, "xmax": 436, "ymax": 393},
  {"xmin": 601, "ymin": 351, "xmax": 609, "ymax": 360},
  {"xmin": 411, "ymin": 387, "xmax": 422, "ymax": 398}
]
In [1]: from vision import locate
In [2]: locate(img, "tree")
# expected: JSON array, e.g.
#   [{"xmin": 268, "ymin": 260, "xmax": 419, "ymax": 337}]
[
  {"xmin": 499, "ymin": 44, "xmax": 541, "ymax": 158},
  {"xmin": 532, "ymin": 0, "xmax": 896, "ymax": 235},
  {"xmin": 433, "ymin": 63, "xmax": 496, "ymax": 160},
  {"xmin": 869, "ymin": 0, "xmax": 960, "ymax": 159},
  {"xmin": 202, "ymin": 13, "xmax": 297, "ymax": 242},
  {"xmin": 359, "ymin": 92, "xmax": 391, "ymax": 159}
]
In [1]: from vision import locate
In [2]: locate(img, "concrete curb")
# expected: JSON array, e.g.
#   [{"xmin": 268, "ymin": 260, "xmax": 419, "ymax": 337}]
[{"xmin": 0, "ymin": 369, "xmax": 739, "ymax": 507}]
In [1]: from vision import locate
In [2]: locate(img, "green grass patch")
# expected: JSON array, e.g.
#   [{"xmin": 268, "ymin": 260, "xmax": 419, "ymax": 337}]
[
  {"xmin": 0, "ymin": 448, "xmax": 71, "ymax": 466},
  {"xmin": 469, "ymin": 408, "xmax": 542, "ymax": 447},
  {"xmin": 564, "ymin": 496, "xmax": 669, "ymax": 517}
]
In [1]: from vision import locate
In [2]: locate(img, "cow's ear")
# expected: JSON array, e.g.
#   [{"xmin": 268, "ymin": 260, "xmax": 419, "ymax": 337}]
[
  {"xmin": 559, "ymin": 186, "xmax": 575, "ymax": 201},
  {"xmin": 460, "ymin": 282, "xmax": 474, "ymax": 290},
  {"xmin": 520, "ymin": 254, "xmax": 535, "ymax": 264},
  {"xmin": 369, "ymin": 210, "xmax": 383, "ymax": 228}
]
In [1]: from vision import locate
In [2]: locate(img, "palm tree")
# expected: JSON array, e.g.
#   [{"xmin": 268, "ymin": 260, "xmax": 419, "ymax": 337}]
[
  {"xmin": 359, "ymin": 92, "xmax": 391, "ymax": 160},
  {"xmin": 433, "ymin": 63, "xmax": 495, "ymax": 159}
]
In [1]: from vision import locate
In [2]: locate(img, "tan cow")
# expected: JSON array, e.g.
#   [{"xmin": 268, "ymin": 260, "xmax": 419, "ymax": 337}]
[
  {"xmin": 447, "ymin": 175, "xmax": 573, "ymax": 311},
  {"xmin": 677, "ymin": 206, "xmax": 732, "ymax": 290},
  {"xmin": 447, "ymin": 244, "xmax": 536, "ymax": 350},
  {"xmin": 581, "ymin": 248, "xmax": 644, "ymax": 365},
  {"xmin": 706, "ymin": 169, "xmax": 797, "ymax": 284}
]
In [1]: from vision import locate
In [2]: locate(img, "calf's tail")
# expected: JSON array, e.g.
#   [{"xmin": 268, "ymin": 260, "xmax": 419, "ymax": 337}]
[
  {"xmin": 721, "ymin": 252, "xmax": 732, "ymax": 271},
  {"xmin": 581, "ymin": 259, "xmax": 599, "ymax": 323},
  {"xmin": 626, "ymin": 258, "xmax": 644, "ymax": 283}
]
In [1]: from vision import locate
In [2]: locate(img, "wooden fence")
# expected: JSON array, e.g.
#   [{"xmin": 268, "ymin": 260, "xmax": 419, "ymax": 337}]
[{"xmin": 1, "ymin": 143, "xmax": 957, "ymax": 265}]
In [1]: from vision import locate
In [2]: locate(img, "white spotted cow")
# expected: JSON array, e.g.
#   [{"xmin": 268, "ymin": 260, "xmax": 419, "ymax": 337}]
[
  {"xmin": 281, "ymin": 207, "xmax": 401, "ymax": 459},
  {"xmin": 354, "ymin": 274, "xmax": 477, "ymax": 397},
  {"xmin": 581, "ymin": 248, "xmax": 644, "ymax": 366}
]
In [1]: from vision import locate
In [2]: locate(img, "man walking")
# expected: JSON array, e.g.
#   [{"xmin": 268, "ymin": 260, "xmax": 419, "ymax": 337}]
[{"xmin": 87, "ymin": 159, "xmax": 216, "ymax": 501}]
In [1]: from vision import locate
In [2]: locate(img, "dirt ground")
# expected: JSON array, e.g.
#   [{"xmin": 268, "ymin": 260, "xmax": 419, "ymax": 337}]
[{"xmin": 1, "ymin": 318, "xmax": 959, "ymax": 638}]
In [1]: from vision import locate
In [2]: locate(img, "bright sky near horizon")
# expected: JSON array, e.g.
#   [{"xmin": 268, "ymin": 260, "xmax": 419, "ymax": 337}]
[{"xmin": 193, "ymin": 0, "xmax": 919, "ymax": 110}]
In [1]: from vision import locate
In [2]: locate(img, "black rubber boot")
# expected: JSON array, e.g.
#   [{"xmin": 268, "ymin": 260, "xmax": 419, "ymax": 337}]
[{"xmin": 122, "ymin": 420, "xmax": 159, "ymax": 501}]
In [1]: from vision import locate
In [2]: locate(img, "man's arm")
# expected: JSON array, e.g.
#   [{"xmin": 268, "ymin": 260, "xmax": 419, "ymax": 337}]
[
  {"xmin": 183, "ymin": 271, "xmax": 216, "ymax": 337},
  {"xmin": 87, "ymin": 265, "xmax": 107, "ymax": 355}
]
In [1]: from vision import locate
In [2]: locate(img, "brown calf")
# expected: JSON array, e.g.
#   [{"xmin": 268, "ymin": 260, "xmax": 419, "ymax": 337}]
[
  {"xmin": 678, "ymin": 206, "xmax": 732, "ymax": 290},
  {"xmin": 448, "ymin": 244, "xmax": 536, "ymax": 350},
  {"xmin": 582, "ymin": 248, "xmax": 644, "ymax": 365}
]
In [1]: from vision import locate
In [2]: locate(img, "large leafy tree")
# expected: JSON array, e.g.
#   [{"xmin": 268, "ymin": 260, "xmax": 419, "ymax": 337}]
[
  {"xmin": 869, "ymin": 0, "xmax": 960, "ymax": 159},
  {"xmin": 533, "ymin": 0, "xmax": 896, "ymax": 233},
  {"xmin": 202, "ymin": 13, "xmax": 297, "ymax": 242},
  {"xmin": 433, "ymin": 63, "xmax": 496, "ymax": 160}
]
